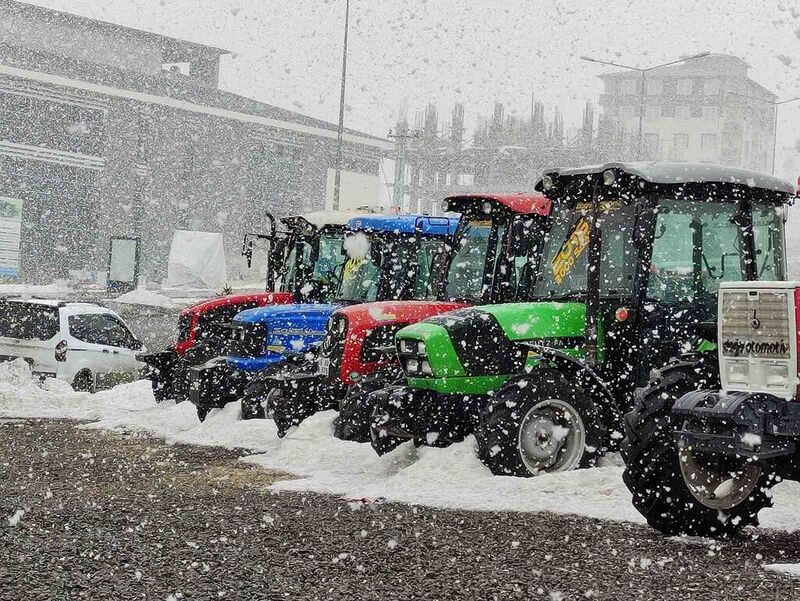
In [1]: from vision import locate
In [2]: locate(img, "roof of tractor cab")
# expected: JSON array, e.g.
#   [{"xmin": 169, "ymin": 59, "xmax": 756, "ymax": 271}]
[
  {"xmin": 348, "ymin": 214, "xmax": 460, "ymax": 236},
  {"xmin": 537, "ymin": 162, "xmax": 795, "ymax": 195},
  {"xmin": 282, "ymin": 208, "xmax": 391, "ymax": 230},
  {"xmin": 443, "ymin": 193, "xmax": 551, "ymax": 216}
]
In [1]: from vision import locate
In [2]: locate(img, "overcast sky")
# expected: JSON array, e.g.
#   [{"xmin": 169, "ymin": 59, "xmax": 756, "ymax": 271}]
[{"xmin": 23, "ymin": 0, "xmax": 800, "ymax": 179}]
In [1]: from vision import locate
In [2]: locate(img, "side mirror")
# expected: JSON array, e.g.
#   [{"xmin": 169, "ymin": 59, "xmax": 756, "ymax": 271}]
[
  {"xmin": 243, "ymin": 239, "xmax": 254, "ymax": 268},
  {"xmin": 507, "ymin": 218, "xmax": 532, "ymax": 256},
  {"xmin": 130, "ymin": 338, "xmax": 144, "ymax": 351}
]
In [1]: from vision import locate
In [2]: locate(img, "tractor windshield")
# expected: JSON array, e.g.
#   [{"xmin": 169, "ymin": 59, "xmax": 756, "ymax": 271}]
[
  {"xmin": 443, "ymin": 218, "xmax": 496, "ymax": 302},
  {"xmin": 279, "ymin": 230, "xmax": 344, "ymax": 296},
  {"xmin": 337, "ymin": 232, "xmax": 442, "ymax": 303},
  {"xmin": 646, "ymin": 199, "xmax": 785, "ymax": 307},
  {"xmin": 531, "ymin": 201, "xmax": 637, "ymax": 300}
]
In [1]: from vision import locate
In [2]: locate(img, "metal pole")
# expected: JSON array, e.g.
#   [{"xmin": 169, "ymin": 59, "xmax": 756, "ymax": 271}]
[
  {"xmin": 771, "ymin": 103, "xmax": 778, "ymax": 174},
  {"xmin": 637, "ymin": 71, "xmax": 646, "ymax": 160},
  {"xmin": 332, "ymin": 0, "xmax": 350, "ymax": 211}
]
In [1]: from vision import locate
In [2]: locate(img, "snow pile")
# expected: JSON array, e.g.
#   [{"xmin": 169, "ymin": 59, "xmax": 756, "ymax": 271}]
[
  {"xmin": 764, "ymin": 563, "xmax": 800, "ymax": 578},
  {"xmin": 0, "ymin": 281, "xmax": 73, "ymax": 298},
  {"xmin": 0, "ymin": 359, "xmax": 154, "ymax": 421},
  {"xmin": 113, "ymin": 288, "xmax": 178, "ymax": 309},
  {"xmin": 5, "ymin": 363, "xmax": 800, "ymax": 531}
]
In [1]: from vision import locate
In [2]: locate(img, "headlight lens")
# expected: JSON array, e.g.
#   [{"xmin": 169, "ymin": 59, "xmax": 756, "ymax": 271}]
[
  {"xmin": 406, "ymin": 358, "xmax": 419, "ymax": 373},
  {"xmin": 420, "ymin": 360, "xmax": 432, "ymax": 375},
  {"xmin": 417, "ymin": 341, "xmax": 427, "ymax": 355}
]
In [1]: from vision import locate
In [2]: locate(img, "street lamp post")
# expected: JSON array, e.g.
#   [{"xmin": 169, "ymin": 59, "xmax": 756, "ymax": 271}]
[
  {"xmin": 726, "ymin": 91, "xmax": 800, "ymax": 174},
  {"xmin": 332, "ymin": 0, "xmax": 350, "ymax": 211},
  {"xmin": 581, "ymin": 52, "xmax": 711, "ymax": 160}
]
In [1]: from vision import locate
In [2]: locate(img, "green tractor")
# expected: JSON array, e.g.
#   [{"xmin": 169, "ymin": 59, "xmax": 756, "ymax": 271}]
[{"xmin": 372, "ymin": 162, "xmax": 792, "ymax": 476}]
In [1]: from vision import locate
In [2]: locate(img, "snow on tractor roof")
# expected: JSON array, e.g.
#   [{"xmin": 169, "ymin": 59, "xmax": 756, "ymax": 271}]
[
  {"xmin": 443, "ymin": 193, "xmax": 551, "ymax": 216},
  {"xmin": 538, "ymin": 162, "xmax": 795, "ymax": 195},
  {"xmin": 284, "ymin": 209, "xmax": 392, "ymax": 230}
]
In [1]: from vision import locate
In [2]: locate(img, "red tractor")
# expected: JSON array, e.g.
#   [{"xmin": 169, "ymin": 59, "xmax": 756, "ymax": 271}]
[
  {"xmin": 139, "ymin": 210, "xmax": 370, "ymax": 402},
  {"xmin": 253, "ymin": 193, "xmax": 553, "ymax": 441}
]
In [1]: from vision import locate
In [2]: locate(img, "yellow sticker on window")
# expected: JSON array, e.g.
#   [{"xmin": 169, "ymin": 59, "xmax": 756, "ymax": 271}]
[
  {"xmin": 343, "ymin": 257, "xmax": 364, "ymax": 280},
  {"xmin": 551, "ymin": 218, "xmax": 591, "ymax": 284}
]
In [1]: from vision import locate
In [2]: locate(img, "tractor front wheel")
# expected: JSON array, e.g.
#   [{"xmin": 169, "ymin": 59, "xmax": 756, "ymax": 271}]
[
  {"xmin": 621, "ymin": 355, "xmax": 772, "ymax": 536},
  {"xmin": 477, "ymin": 368, "xmax": 603, "ymax": 477}
]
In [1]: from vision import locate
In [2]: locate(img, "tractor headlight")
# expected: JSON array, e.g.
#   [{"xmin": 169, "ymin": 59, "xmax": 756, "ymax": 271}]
[
  {"xmin": 417, "ymin": 341, "xmax": 427, "ymax": 355},
  {"xmin": 406, "ymin": 358, "xmax": 419, "ymax": 373},
  {"xmin": 420, "ymin": 360, "xmax": 433, "ymax": 375},
  {"xmin": 399, "ymin": 339, "xmax": 416, "ymax": 354},
  {"xmin": 724, "ymin": 360, "xmax": 750, "ymax": 385}
]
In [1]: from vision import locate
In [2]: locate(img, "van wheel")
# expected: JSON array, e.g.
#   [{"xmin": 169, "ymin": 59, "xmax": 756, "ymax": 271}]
[{"xmin": 72, "ymin": 370, "xmax": 95, "ymax": 393}]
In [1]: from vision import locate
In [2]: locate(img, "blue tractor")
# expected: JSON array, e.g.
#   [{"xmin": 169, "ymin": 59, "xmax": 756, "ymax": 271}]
[{"xmin": 187, "ymin": 213, "xmax": 459, "ymax": 421}]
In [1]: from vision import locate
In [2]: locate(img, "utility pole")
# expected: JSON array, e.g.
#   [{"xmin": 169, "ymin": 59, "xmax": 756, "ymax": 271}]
[
  {"xmin": 581, "ymin": 51, "xmax": 710, "ymax": 160},
  {"xmin": 332, "ymin": 0, "xmax": 350, "ymax": 210}
]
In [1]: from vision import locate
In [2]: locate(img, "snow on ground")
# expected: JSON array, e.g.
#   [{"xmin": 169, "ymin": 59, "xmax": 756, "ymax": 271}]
[
  {"xmin": 3, "ymin": 360, "xmax": 800, "ymax": 530},
  {"xmin": 0, "ymin": 281, "xmax": 74, "ymax": 298},
  {"xmin": 764, "ymin": 564, "xmax": 800, "ymax": 578}
]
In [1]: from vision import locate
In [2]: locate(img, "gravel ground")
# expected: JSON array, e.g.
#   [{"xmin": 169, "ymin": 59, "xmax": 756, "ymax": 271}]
[{"xmin": 1, "ymin": 420, "xmax": 800, "ymax": 600}]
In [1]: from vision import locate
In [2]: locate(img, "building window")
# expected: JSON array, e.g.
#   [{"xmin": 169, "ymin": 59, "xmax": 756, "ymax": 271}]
[
  {"xmin": 676, "ymin": 106, "xmax": 691, "ymax": 120},
  {"xmin": 645, "ymin": 106, "xmax": 660, "ymax": 121},
  {"xmin": 619, "ymin": 79, "xmax": 637, "ymax": 95},
  {"xmin": 677, "ymin": 79, "xmax": 693, "ymax": 95},
  {"xmin": 674, "ymin": 133, "xmax": 689, "ymax": 149},
  {"xmin": 660, "ymin": 105, "xmax": 676, "ymax": 118},
  {"xmin": 646, "ymin": 79, "xmax": 662, "ymax": 95},
  {"xmin": 704, "ymin": 79, "xmax": 721, "ymax": 95},
  {"xmin": 703, "ymin": 106, "xmax": 719, "ymax": 122},
  {"xmin": 701, "ymin": 134, "xmax": 717, "ymax": 149}
]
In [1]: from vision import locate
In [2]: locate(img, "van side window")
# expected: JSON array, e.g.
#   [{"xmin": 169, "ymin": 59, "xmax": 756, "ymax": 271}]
[
  {"xmin": 69, "ymin": 314, "xmax": 135, "ymax": 348},
  {"xmin": 0, "ymin": 302, "xmax": 59, "ymax": 340}
]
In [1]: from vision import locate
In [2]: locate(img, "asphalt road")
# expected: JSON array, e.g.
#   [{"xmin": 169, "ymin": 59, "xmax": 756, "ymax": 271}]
[{"xmin": 1, "ymin": 419, "xmax": 800, "ymax": 600}]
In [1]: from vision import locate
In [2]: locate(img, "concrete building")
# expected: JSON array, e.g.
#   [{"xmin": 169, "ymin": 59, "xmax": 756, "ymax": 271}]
[
  {"xmin": 0, "ymin": 0, "xmax": 389, "ymax": 284},
  {"xmin": 597, "ymin": 54, "xmax": 775, "ymax": 171}
]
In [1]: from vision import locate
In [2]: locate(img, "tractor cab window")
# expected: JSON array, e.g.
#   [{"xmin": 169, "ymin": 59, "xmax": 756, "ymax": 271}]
[
  {"xmin": 444, "ymin": 218, "xmax": 495, "ymax": 302},
  {"xmin": 531, "ymin": 202, "xmax": 637, "ymax": 300},
  {"xmin": 280, "ymin": 239, "xmax": 311, "ymax": 293},
  {"xmin": 753, "ymin": 205, "xmax": 785, "ymax": 280},
  {"xmin": 411, "ymin": 238, "xmax": 444, "ymax": 300},
  {"xmin": 312, "ymin": 232, "xmax": 346, "ymax": 290},
  {"xmin": 502, "ymin": 215, "xmax": 546, "ymax": 300},
  {"xmin": 646, "ymin": 199, "xmax": 783, "ymax": 307},
  {"xmin": 338, "ymin": 231, "xmax": 382, "ymax": 302}
]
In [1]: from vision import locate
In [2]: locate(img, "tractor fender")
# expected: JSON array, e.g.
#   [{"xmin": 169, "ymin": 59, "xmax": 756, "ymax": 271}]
[{"xmin": 523, "ymin": 343, "xmax": 625, "ymax": 447}]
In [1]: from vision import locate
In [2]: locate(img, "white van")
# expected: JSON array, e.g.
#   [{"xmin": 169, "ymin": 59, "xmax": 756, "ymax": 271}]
[{"xmin": 0, "ymin": 299, "xmax": 146, "ymax": 391}]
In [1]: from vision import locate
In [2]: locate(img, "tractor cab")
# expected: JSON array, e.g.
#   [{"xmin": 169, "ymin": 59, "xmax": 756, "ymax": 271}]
[{"xmin": 532, "ymin": 162, "xmax": 789, "ymax": 397}]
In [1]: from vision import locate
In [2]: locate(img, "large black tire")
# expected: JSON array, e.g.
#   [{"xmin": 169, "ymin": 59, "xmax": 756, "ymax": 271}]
[
  {"xmin": 72, "ymin": 370, "xmax": 95, "ymax": 393},
  {"xmin": 369, "ymin": 387, "xmax": 412, "ymax": 456},
  {"xmin": 335, "ymin": 372, "xmax": 401, "ymax": 443},
  {"xmin": 477, "ymin": 368, "xmax": 604, "ymax": 477},
  {"xmin": 621, "ymin": 354, "xmax": 773, "ymax": 536}
]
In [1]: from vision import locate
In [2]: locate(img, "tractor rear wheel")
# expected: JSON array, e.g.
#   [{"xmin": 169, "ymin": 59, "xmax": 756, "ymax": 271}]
[
  {"xmin": 477, "ymin": 368, "xmax": 603, "ymax": 477},
  {"xmin": 621, "ymin": 355, "xmax": 772, "ymax": 536}
]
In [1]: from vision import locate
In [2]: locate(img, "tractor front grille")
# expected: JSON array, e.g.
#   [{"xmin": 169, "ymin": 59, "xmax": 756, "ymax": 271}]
[{"xmin": 227, "ymin": 322, "xmax": 267, "ymax": 357}]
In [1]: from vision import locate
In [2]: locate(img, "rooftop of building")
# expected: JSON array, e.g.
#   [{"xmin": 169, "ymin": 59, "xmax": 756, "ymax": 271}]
[{"xmin": 1, "ymin": 0, "xmax": 229, "ymax": 62}]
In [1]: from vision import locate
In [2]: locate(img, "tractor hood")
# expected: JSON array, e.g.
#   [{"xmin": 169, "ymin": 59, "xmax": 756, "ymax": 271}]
[
  {"xmin": 396, "ymin": 302, "xmax": 587, "ymax": 380},
  {"xmin": 234, "ymin": 303, "xmax": 340, "ymax": 330},
  {"xmin": 336, "ymin": 300, "xmax": 468, "ymax": 331}
]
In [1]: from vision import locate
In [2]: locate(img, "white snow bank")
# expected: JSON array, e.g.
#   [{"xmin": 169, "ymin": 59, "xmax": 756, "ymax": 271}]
[
  {"xmin": 5, "ymin": 362, "xmax": 800, "ymax": 531},
  {"xmin": 112, "ymin": 288, "xmax": 178, "ymax": 309},
  {"xmin": 0, "ymin": 281, "xmax": 72, "ymax": 298}
]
